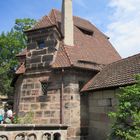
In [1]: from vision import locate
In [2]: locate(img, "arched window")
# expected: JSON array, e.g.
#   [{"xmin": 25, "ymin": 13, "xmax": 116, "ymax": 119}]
[
  {"xmin": 0, "ymin": 135, "xmax": 8, "ymax": 140},
  {"xmin": 53, "ymin": 133, "xmax": 61, "ymax": 140},
  {"xmin": 27, "ymin": 134, "xmax": 37, "ymax": 140},
  {"xmin": 15, "ymin": 134, "xmax": 25, "ymax": 140},
  {"xmin": 42, "ymin": 133, "xmax": 51, "ymax": 140}
]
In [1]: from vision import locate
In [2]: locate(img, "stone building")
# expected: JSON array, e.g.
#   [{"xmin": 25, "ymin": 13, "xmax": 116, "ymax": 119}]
[
  {"xmin": 8, "ymin": 0, "xmax": 139, "ymax": 139},
  {"xmin": 82, "ymin": 53, "xmax": 140, "ymax": 140}
]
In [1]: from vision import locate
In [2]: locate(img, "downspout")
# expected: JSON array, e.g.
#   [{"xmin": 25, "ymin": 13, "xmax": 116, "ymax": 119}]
[{"xmin": 60, "ymin": 69, "xmax": 64, "ymax": 124}]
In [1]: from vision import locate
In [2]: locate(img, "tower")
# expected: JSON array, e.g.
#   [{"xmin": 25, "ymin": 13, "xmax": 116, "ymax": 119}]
[{"xmin": 61, "ymin": 0, "xmax": 74, "ymax": 46}]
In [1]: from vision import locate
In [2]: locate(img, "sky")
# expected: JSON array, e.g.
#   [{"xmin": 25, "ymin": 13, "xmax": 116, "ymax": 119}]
[{"xmin": 0, "ymin": 0, "xmax": 140, "ymax": 58}]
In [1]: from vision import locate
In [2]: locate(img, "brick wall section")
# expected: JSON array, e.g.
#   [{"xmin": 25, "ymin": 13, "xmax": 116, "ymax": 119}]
[{"xmin": 88, "ymin": 89, "xmax": 118, "ymax": 140}]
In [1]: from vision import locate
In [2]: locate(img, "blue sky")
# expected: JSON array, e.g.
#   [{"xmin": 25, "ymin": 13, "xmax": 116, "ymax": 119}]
[{"xmin": 0, "ymin": 0, "xmax": 140, "ymax": 58}]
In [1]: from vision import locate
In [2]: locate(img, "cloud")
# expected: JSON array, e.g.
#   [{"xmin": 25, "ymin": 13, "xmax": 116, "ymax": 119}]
[{"xmin": 106, "ymin": 0, "xmax": 140, "ymax": 58}]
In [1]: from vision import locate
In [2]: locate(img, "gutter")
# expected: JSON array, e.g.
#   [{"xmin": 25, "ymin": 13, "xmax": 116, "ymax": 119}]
[{"xmin": 60, "ymin": 69, "xmax": 64, "ymax": 124}]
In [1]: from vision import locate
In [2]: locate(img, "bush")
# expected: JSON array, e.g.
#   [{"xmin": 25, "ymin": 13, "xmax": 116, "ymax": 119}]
[{"xmin": 108, "ymin": 75, "xmax": 140, "ymax": 140}]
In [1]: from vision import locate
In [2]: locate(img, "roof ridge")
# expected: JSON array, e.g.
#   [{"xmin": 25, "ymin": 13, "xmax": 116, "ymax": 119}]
[
  {"xmin": 33, "ymin": 15, "xmax": 48, "ymax": 29},
  {"xmin": 52, "ymin": 9, "xmax": 58, "ymax": 24},
  {"xmin": 108, "ymin": 52, "xmax": 140, "ymax": 66}
]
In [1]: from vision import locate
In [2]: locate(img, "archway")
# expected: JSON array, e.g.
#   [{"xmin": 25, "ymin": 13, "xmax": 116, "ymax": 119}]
[
  {"xmin": 0, "ymin": 135, "xmax": 8, "ymax": 140},
  {"xmin": 15, "ymin": 134, "xmax": 25, "ymax": 140},
  {"xmin": 53, "ymin": 133, "xmax": 61, "ymax": 140},
  {"xmin": 27, "ymin": 134, "xmax": 37, "ymax": 140},
  {"xmin": 42, "ymin": 133, "xmax": 51, "ymax": 140}
]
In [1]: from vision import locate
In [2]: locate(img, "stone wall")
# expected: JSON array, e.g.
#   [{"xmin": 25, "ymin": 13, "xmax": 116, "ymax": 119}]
[
  {"xmin": 25, "ymin": 27, "xmax": 60, "ymax": 73},
  {"xmin": 88, "ymin": 89, "xmax": 118, "ymax": 140},
  {"xmin": 14, "ymin": 69, "xmax": 95, "ymax": 140},
  {"xmin": 14, "ymin": 24, "xmax": 97, "ymax": 139}
]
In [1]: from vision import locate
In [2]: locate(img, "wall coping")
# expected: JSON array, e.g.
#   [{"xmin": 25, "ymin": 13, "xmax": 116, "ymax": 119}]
[{"xmin": 0, "ymin": 124, "xmax": 68, "ymax": 131}]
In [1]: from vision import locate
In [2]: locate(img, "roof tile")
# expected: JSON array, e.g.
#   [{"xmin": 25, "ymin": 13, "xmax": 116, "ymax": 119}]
[{"xmin": 82, "ymin": 53, "xmax": 140, "ymax": 92}]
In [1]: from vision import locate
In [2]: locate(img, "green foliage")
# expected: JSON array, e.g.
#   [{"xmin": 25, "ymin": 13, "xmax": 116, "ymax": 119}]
[
  {"xmin": 108, "ymin": 75, "xmax": 140, "ymax": 140},
  {"xmin": 0, "ymin": 18, "xmax": 36, "ymax": 96},
  {"xmin": 13, "ymin": 112, "xmax": 34, "ymax": 124}
]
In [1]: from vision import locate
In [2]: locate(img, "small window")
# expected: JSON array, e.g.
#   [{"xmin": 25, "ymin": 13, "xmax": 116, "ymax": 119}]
[
  {"xmin": 79, "ymin": 81, "xmax": 85, "ymax": 91},
  {"xmin": 41, "ymin": 82, "xmax": 49, "ymax": 95},
  {"xmin": 108, "ymin": 98, "xmax": 113, "ymax": 107},
  {"xmin": 37, "ymin": 40, "xmax": 45, "ymax": 49}
]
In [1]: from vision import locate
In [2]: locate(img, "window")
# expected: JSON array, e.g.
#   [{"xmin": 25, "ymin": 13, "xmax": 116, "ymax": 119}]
[
  {"xmin": 41, "ymin": 82, "xmax": 49, "ymax": 95},
  {"xmin": 37, "ymin": 40, "xmax": 45, "ymax": 49},
  {"xmin": 77, "ymin": 26, "xmax": 94, "ymax": 36},
  {"xmin": 108, "ymin": 98, "xmax": 113, "ymax": 107}
]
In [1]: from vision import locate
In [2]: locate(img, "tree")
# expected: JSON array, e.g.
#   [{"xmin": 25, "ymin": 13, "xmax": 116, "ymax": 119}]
[
  {"xmin": 108, "ymin": 75, "xmax": 140, "ymax": 140},
  {"xmin": 0, "ymin": 18, "xmax": 36, "ymax": 96}
]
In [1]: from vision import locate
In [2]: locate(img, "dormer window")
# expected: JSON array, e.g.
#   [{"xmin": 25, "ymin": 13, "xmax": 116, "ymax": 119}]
[
  {"xmin": 77, "ymin": 26, "xmax": 94, "ymax": 36},
  {"xmin": 37, "ymin": 40, "xmax": 45, "ymax": 49}
]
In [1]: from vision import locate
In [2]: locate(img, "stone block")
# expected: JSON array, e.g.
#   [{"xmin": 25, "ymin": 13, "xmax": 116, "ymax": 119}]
[
  {"xmin": 35, "ymin": 111, "xmax": 43, "ymax": 118},
  {"xmin": 31, "ymin": 104, "xmax": 40, "ymax": 110},
  {"xmin": 64, "ymin": 102, "xmax": 78, "ymax": 109},
  {"xmin": 102, "ymin": 90, "xmax": 115, "ymax": 98},
  {"xmin": 26, "ymin": 91, "xmax": 31, "ymax": 96},
  {"xmin": 67, "ymin": 127, "xmax": 75, "ymax": 137},
  {"xmin": 27, "ymin": 42, "xmax": 37, "ymax": 50},
  {"xmin": 89, "ymin": 113, "xmax": 109, "ymax": 122},
  {"xmin": 40, "ymin": 103, "xmax": 48, "ymax": 110},
  {"xmin": 44, "ymin": 111, "xmax": 51, "ymax": 117},
  {"xmin": 90, "ymin": 91, "xmax": 103, "ymax": 99},
  {"xmin": 89, "ymin": 106, "xmax": 105, "ymax": 113},
  {"xmin": 31, "ymin": 90, "xmax": 39, "ymax": 96},
  {"xmin": 42, "ymin": 54, "xmax": 53, "ymax": 62},
  {"xmin": 34, "ymin": 83, "xmax": 41, "ymax": 89},
  {"xmin": 50, "ymin": 103, "xmax": 60, "ymax": 110},
  {"xmin": 23, "ymin": 104, "xmax": 30, "ymax": 111},
  {"xmin": 97, "ymin": 99, "xmax": 112, "ymax": 107},
  {"xmin": 30, "ymin": 56, "xmax": 42, "ymax": 64},
  {"xmin": 37, "ymin": 95, "xmax": 51, "ymax": 102},
  {"xmin": 50, "ymin": 119, "xmax": 59, "ymax": 124},
  {"xmin": 21, "ymin": 97, "xmax": 36, "ymax": 103},
  {"xmin": 32, "ymin": 49, "xmax": 47, "ymax": 56}
]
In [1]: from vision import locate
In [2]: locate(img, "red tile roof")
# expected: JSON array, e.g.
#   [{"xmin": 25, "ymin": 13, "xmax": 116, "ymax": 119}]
[
  {"xmin": 16, "ymin": 63, "xmax": 26, "ymax": 74},
  {"xmin": 82, "ymin": 53, "xmax": 140, "ymax": 92},
  {"xmin": 16, "ymin": 9, "xmax": 121, "ymax": 74}
]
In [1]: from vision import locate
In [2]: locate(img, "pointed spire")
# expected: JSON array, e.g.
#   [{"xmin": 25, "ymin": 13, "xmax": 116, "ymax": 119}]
[{"xmin": 61, "ymin": 0, "xmax": 74, "ymax": 46}]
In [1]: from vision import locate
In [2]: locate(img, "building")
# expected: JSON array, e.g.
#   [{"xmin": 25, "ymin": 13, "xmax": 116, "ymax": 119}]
[
  {"xmin": 8, "ymin": 0, "xmax": 140, "ymax": 140},
  {"xmin": 82, "ymin": 53, "xmax": 140, "ymax": 139}
]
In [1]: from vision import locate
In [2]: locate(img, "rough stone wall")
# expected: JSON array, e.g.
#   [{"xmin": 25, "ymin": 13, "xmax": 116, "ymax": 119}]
[
  {"xmin": 14, "ymin": 69, "xmax": 95, "ymax": 140},
  {"xmin": 88, "ymin": 89, "xmax": 118, "ymax": 140},
  {"xmin": 15, "ymin": 72, "xmax": 61, "ymax": 124},
  {"xmin": 62, "ymin": 70, "xmax": 94, "ymax": 140},
  {"xmin": 14, "ymin": 25, "xmax": 96, "ymax": 140},
  {"xmin": 25, "ymin": 27, "xmax": 60, "ymax": 73}
]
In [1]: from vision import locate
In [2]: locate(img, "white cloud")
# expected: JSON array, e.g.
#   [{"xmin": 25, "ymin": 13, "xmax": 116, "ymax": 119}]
[{"xmin": 106, "ymin": 0, "xmax": 140, "ymax": 58}]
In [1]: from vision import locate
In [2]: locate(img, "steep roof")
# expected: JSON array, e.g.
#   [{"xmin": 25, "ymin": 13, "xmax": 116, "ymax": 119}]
[
  {"xmin": 17, "ymin": 9, "xmax": 121, "ymax": 74},
  {"xmin": 82, "ymin": 53, "xmax": 140, "ymax": 92}
]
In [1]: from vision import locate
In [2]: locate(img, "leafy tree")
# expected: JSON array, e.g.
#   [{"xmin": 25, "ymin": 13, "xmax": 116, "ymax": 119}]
[
  {"xmin": 108, "ymin": 75, "xmax": 140, "ymax": 140},
  {"xmin": 0, "ymin": 18, "xmax": 36, "ymax": 96}
]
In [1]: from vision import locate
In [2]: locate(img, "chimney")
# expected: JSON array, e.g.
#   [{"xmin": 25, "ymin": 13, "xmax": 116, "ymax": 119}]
[{"xmin": 61, "ymin": 0, "xmax": 74, "ymax": 46}]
